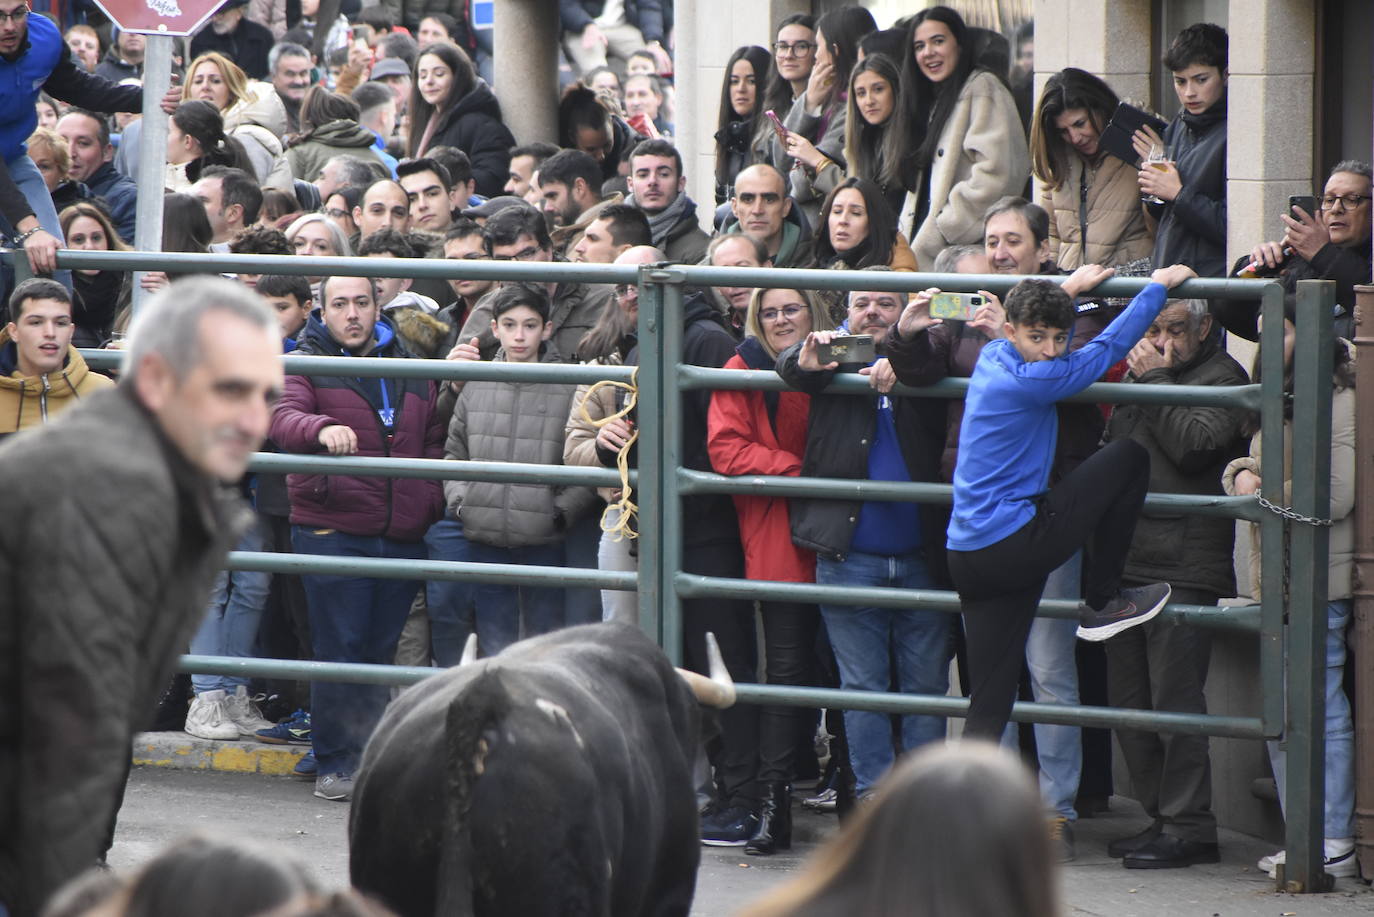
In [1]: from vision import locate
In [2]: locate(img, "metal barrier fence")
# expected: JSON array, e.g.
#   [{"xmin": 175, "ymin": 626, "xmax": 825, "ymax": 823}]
[{"xmin": 8, "ymin": 248, "xmax": 1334, "ymax": 890}]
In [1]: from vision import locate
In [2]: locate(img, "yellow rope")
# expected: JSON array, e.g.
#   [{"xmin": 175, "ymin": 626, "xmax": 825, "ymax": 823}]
[{"xmin": 578, "ymin": 366, "xmax": 639, "ymax": 541}]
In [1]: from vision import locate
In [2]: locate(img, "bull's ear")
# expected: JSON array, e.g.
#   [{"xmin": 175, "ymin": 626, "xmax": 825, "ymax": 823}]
[{"xmin": 459, "ymin": 633, "xmax": 479, "ymax": 666}]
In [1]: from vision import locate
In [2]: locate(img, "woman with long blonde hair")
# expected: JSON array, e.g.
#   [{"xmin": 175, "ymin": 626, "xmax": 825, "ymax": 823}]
[{"xmin": 182, "ymin": 51, "xmax": 293, "ymax": 189}]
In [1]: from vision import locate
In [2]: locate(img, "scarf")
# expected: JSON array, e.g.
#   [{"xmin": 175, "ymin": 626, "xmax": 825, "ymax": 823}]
[{"xmin": 631, "ymin": 190, "xmax": 692, "ymax": 248}]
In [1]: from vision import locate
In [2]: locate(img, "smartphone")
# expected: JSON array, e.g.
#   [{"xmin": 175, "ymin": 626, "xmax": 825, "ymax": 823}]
[
  {"xmin": 1288, "ymin": 195, "xmax": 1317, "ymax": 220},
  {"xmin": 929, "ymin": 292, "xmax": 987, "ymax": 321},
  {"xmin": 816, "ymin": 334, "xmax": 875, "ymax": 366},
  {"xmin": 764, "ymin": 109, "xmax": 788, "ymax": 142}
]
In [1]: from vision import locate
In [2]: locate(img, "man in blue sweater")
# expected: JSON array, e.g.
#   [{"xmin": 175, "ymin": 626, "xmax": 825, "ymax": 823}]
[{"xmin": 935, "ymin": 263, "xmax": 1197, "ymax": 741}]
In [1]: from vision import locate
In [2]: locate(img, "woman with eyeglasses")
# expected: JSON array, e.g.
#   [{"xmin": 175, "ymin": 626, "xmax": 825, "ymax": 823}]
[
  {"xmin": 1219, "ymin": 160, "xmax": 1373, "ymax": 342},
  {"xmin": 707, "ymin": 284, "xmax": 833, "ymax": 855},
  {"xmin": 776, "ymin": 8, "xmax": 878, "ymax": 228},
  {"xmin": 897, "ymin": 5, "xmax": 1030, "ymax": 271},
  {"xmin": 713, "ymin": 45, "xmax": 773, "ymax": 206},
  {"xmin": 761, "ymin": 14, "xmax": 815, "ymax": 159}
]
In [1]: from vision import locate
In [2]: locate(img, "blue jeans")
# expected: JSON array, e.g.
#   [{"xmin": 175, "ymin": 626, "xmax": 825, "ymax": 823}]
[
  {"xmin": 0, "ymin": 153, "xmax": 71, "ymax": 290},
  {"xmin": 561, "ymin": 512, "xmax": 603, "ymax": 627},
  {"xmin": 424, "ymin": 518, "xmax": 477, "ymax": 667},
  {"xmin": 817, "ymin": 549, "xmax": 951, "ymax": 795},
  {"xmin": 1269, "ymin": 599, "xmax": 1356, "ymax": 839},
  {"xmin": 292, "ymin": 527, "xmax": 423, "ymax": 776},
  {"xmin": 1001, "ymin": 551, "xmax": 1083, "ymax": 819},
  {"xmin": 467, "ymin": 537, "xmax": 566, "ymax": 655},
  {"xmin": 189, "ymin": 522, "xmax": 272, "ymax": 693}
]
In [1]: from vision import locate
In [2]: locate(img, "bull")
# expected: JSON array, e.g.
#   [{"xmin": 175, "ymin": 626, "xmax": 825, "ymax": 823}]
[{"xmin": 348, "ymin": 622, "xmax": 735, "ymax": 917}]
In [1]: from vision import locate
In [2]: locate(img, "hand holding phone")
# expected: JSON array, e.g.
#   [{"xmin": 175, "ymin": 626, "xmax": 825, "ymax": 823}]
[
  {"xmin": 928, "ymin": 292, "xmax": 987, "ymax": 321},
  {"xmin": 764, "ymin": 110, "xmax": 788, "ymax": 143}
]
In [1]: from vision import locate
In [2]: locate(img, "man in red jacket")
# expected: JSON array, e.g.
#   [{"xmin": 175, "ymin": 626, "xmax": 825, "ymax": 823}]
[{"xmin": 268, "ymin": 274, "xmax": 447, "ymax": 802}]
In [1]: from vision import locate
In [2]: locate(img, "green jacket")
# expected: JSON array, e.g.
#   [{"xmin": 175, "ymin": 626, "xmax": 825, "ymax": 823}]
[{"xmin": 286, "ymin": 119, "xmax": 391, "ymax": 183}]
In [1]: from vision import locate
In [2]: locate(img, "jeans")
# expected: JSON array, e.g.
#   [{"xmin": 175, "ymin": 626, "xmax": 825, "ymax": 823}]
[
  {"xmin": 467, "ymin": 537, "xmax": 566, "ymax": 654},
  {"xmin": 817, "ymin": 549, "xmax": 951, "ymax": 796},
  {"xmin": 189, "ymin": 522, "xmax": 272, "ymax": 693},
  {"xmin": 1001, "ymin": 551, "xmax": 1083, "ymax": 820},
  {"xmin": 292, "ymin": 527, "xmax": 423, "ymax": 776},
  {"xmin": 424, "ymin": 518, "xmax": 477, "ymax": 667},
  {"xmin": 0, "ymin": 153, "xmax": 71, "ymax": 290},
  {"xmin": 598, "ymin": 507, "xmax": 638, "ymax": 623},
  {"xmin": 561, "ymin": 511, "xmax": 603, "ymax": 626},
  {"xmin": 1268, "ymin": 599, "xmax": 1356, "ymax": 840}
]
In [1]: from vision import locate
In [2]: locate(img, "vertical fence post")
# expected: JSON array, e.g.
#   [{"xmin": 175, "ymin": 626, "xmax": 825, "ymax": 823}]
[
  {"xmin": 634, "ymin": 269, "xmax": 665, "ymax": 647},
  {"xmin": 1279, "ymin": 279, "xmax": 1335, "ymax": 892},
  {"xmin": 131, "ymin": 34, "xmax": 173, "ymax": 313},
  {"xmin": 1352, "ymin": 283, "xmax": 1374, "ymax": 879},
  {"xmin": 653, "ymin": 268, "xmax": 686, "ymax": 666},
  {"xmin": 1258, "ymin": 279, "xmax": 1287, "ymax": 740}
]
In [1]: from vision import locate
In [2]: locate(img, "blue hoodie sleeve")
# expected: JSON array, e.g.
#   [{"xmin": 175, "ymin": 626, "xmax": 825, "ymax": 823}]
[{"xmin": 1011, "ymin": 282, "xmax": 1168, "ymax": 404}]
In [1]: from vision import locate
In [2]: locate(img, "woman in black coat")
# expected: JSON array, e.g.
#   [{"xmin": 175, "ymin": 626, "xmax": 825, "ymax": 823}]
[{"xmin": 406, "ymin": 41, "xmax": 515, "ymax": 199}]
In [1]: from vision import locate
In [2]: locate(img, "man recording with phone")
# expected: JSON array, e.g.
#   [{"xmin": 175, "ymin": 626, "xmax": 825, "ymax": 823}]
[
  {"xmin": 775, "ymin": 267, "xmax": 952, "ymax": 803},
  {"xmin": 1218, "ymin": 159, "xmax": 1372, "ymax": 342}
]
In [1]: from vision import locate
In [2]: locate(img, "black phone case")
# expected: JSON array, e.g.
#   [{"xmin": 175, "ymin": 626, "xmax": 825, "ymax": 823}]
[{"xmin": 1099, "ymin": 102, "xmax": 1170, "ymax": 166}]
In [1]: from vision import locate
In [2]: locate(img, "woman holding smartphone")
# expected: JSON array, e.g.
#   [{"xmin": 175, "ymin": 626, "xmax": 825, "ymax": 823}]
[
  {"xmin": 1031, "ymin": 68, "xmax": 1154, "ymax": 271},
  {"xmin": 897, "ymin": 6, "xmax": 1029, "ymax": 271}
]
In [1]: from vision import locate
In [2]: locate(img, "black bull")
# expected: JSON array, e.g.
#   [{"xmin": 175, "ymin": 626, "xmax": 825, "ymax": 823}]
[{"xmin": 349, "ymin": 623, "xmax": 733, "ymax": 917}]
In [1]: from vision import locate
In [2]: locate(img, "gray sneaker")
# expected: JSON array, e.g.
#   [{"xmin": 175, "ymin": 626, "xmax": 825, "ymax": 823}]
[
  {"xmin": 1076, "ymin": 583, "xmax": 1170, "ymax": 642},
  {"xmin": 314, "ymin": 772, "xmax": 355, "ymax": 801}
]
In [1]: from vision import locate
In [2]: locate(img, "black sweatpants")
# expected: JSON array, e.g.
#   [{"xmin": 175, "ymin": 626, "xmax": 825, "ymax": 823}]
[{"xmin": 949, "ymin": 439, "xmax": 1151, "ymax": 741}]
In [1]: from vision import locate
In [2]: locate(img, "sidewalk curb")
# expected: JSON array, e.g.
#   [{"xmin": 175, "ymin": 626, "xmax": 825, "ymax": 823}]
[{"xmin": 133, "ymin": 731, "xmax": 308, "ymax": 776}]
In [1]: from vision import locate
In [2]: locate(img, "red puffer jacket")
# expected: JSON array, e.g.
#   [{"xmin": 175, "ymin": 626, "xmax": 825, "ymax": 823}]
[
  {"xmin": 269, "ymin": 311, "xmax": 446, "ymax": 542},
  {"xmin": 706, "ymin": 338, "xmax": 815, "ymax": 583}
]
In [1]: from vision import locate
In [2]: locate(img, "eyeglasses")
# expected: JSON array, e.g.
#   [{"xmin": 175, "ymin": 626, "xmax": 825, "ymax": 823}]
[
  {"xmin": 759, "ymin": 305, "xmax": 805, "ymax": 323},
  {"xmin": 0, "ymin": 6, "xmax": 29, "ymax": 23},
  {"xmin": 320, "ymin": 207, "xmax": 350, "ymax": 220},
  {"xmin": 1320, "ymin": 193, "xmax": 1371, "ymax": 211},
  {"xmin": 614, "ymin": 283, "xmax": 639, "ymax": 299},
  {"xmin": 491, "ymin": 245, "xmax": 543, "ymax": 262},
  {"xmin": 773, "ymin": 41, "xmax": 815, "ymax": 57}
]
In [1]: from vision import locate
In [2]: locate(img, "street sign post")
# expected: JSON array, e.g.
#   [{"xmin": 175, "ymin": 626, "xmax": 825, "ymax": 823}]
[{"xmin": 89, "ymin": 0, "xmax": 231, "ymax": 309}]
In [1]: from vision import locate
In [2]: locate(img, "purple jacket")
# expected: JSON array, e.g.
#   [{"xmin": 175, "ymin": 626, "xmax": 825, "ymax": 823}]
[{"xmin": 269, "ymin": 311, "xmax": 446, "ymax": 542}]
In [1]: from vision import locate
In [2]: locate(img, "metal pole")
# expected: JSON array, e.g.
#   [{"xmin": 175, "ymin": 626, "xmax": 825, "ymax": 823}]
[
  {"xmin": 1351, "ymin": 283, "xmax": 1374, "ymax": 879},
  {"xmin": 1279, "ymin": 279, "xmax": 1335, "ymax": 892},
  {"xmin": 131, "ymin": 33, "xmax": 173, "ymax": 312},
  {"xmin": 634, "ymin": 270, "xmax": 665, "ymax": 646},
  {"xmin": 656, "ymin": 268, "xmax": 686, "ymax": 667},
  {"xmin": 1258, "ymin": 280, "xmax": 1287, "ymax": 738}
]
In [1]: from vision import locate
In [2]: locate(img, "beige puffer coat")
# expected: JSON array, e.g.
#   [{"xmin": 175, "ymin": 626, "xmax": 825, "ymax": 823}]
[
  {"xmin": 1040, "ymin": 152, "xmax": 1155, "ymax": 270},
  {"xmin": 564, "ymin": 353, "xmax": 625, "ymax": 504},
  {"xmin": 444, "ymin": 350, "xmax": 598, "ymax": 547},
  {"xmin": 1222, "ymin": 381, "xmax": 1356, "ymax": 601},
  {"xmin": 223, "ymin": 82, "xmax": 294, "ymax": 191}
]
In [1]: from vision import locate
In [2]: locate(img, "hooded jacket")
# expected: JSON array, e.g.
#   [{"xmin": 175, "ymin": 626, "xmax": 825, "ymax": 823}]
[
  {"xmin": 0, "ymin": 386, "xmax": 247, "ymax": 917},
  {"xmin": 444, "ymin": 348, "xmax": 598, "ymax": 547},
  {"xmin": 268, "ymin": 310, "xmax": 447, "ymax": 541},
  {"xmin": 420, "ymin": 80, "xmax": 516, "ymax": 199},
  {"xmin": 287, "ymin": 119, "xmax": 391, "ymax": 183},
  {"xmin": 707, "ymin": 336, "xmax": 815, "ymax": 583},
  {"xmin": 222, "ymin": 82, "xmax": 294, "ymax": 191},
  {"xmin": 1147, "ymin": 99, "xmax": 1227, "ymax": 277},
  {"xmin": 0, "ymin": 332, "xmax": 114, "ymax": 437}
]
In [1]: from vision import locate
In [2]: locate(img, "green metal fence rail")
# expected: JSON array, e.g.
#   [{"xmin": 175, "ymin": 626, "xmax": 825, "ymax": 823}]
[{"xmin": 5, "ymin": 247, "xmax": 1332, "ymax": 890}]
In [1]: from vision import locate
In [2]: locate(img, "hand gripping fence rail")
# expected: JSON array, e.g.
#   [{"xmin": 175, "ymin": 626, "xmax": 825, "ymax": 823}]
[{"xmin": 5, "ymin": 248, "xmax": 1336, "ymax": 891}]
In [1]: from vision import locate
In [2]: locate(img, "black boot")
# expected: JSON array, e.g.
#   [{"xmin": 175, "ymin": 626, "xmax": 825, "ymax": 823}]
[{"xmin": 746, "ymin": 782, "xmax": 792, "ymax": 855}]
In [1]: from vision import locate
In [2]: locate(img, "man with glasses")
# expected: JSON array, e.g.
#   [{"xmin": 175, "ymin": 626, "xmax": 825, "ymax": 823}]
[
  {"xmin": 0, "ymin": 0, "xmax": 179, "ymax": 282},
  {"xmin": 1221, "ymin": 159, "xmax": 1373, "ymax": 342},
  {"xmin": 455, "ymin": 204, "xmax": 611, "ymax": 363}
]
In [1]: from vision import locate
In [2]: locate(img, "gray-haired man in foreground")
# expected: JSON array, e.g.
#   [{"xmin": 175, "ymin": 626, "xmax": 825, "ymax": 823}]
[{"xmin": 0, "ymin": 277, "xmax": 284, "ymax": 917}]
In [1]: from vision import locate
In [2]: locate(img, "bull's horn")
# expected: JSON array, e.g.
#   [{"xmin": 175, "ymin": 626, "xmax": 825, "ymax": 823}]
[
  {"xmin": 675, "ymin": 632, "xmax": 736, "ymax": 708},
  {"xmin": 459, "ymin": 633, "xmax": 479, "ymax": 666}
]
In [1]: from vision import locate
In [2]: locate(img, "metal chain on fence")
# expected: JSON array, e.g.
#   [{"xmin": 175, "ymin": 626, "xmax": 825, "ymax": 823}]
[{"xmin": 1256, "ymin": 494, "xmax": 1334, "ymax": 527}]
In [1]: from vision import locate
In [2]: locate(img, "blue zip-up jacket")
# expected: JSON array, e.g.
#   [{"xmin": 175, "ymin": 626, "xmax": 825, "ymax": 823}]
[{"xmin": 947, "ymin": 282, "xmax": 1169, "ymax": 551}]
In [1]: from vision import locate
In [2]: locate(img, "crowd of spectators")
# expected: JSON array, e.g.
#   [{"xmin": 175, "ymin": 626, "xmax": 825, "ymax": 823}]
[{"xmin": 0, "ymin": 0, "xmax": 1369, "ymax": 896}]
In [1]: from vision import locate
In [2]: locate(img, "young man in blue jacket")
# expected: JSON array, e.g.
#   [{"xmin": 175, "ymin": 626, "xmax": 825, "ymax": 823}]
[{"xmin": 927, "ymin": 263, "xmax": 1197, "ymax": 742}]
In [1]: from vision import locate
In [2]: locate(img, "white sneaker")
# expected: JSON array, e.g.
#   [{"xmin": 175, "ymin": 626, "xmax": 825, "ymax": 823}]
[
  {"xmin": 225, "ymin": 686, "xmax": 274, "ymax": 736},
  {"xmin": 184, "ymin": 690, "xmax": 240, "ymax": 741},
  {"xmin": 1258, "ymin": 839, "xmax": 1359, "ymax": 878}
]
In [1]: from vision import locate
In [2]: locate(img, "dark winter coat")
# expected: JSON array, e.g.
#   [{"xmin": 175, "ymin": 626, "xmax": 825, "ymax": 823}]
[
  {"xmin": 559, "ymin": 0, "xmax": 665, "ymax": 44},
  {"xmin": 84, "ymin": 161, "xmax": 138, "ymax": 244},
  {"xmin": 1147, "ymin": 100, "xmax": 1227, "ymax": 277},
  {"xmin": 1105, "ymin": 335, "xmax": 1249, "ymax": 596},
  {"xmin": 886, "ymin": 318, "xmax": 1105, "ymax": 484},
  {"xmin": 1219, "ymin": 241, "xmax": 1372, "ymax": 342},
  {"xmin": 707, "ymin": 338, "xmax": 815, "ymax": 582},
  {"xmin": 0, "ymin": 386, "xmax": 247, "ymax": 917},
  {"xmin": 420, "ymin": 80, "xmax": 516, "ymax": 199},
  {"xmin": 188, "ymin": 17, "xmax": 275, "ymax": 80},
  {"xmin": 444, "ymin": 349, "xmax": 597, "ymax": 546},
  {"xmin": 268, "ymin": 311, "xmax": 446, "ymax": 541},
  {"xmin": 599, "ymin": 292, "xmax": 741, "ymax": 549},
  {"xmin": 775, "ymin": 340, "xmax": 947, "ymax": 566}
]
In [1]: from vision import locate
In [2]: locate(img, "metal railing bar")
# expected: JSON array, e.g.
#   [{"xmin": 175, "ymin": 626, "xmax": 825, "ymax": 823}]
[
  {"xmin": 226, "ymin": 551, "xmax": 637, "ymax": 591},
  {"xmin": 246, "ymin": 453, "xmax": 630, "ymax": 488}
]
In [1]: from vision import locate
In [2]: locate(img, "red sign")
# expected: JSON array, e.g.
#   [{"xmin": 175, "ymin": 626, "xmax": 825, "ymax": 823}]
[{"xmin": 89, "ymin": 0, "xmax": 230, "ymax": 36}]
